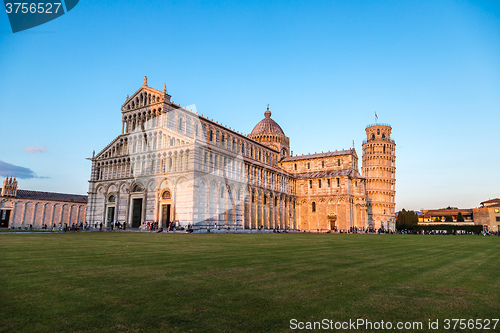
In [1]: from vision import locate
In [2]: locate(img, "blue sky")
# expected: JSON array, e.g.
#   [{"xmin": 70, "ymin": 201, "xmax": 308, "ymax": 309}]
[{"xmin": 0, "ymin": 0, "xmax": 499, "ymax": 211}]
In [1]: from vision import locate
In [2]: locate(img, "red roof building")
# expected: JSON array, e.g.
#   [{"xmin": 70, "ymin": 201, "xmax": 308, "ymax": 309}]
[{"xmin": 0, "ymin": 176, "xmax": 87, "ymax": 229}]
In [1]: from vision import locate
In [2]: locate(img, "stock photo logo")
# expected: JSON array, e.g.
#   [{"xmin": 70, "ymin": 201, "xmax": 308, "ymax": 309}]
[{"xmin": 4, "ymin": 0, "xmax": 78, "ymax": 32}]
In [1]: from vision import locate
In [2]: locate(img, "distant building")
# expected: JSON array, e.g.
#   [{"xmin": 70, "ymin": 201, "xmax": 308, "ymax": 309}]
[
  {"xmin": 473, "ymin": 198, "xmax": 500, "ymax": 232},
  {"xmin": 418, "ymin": 209, "xmax": 474, "ymax": 225},
  {"xmin": 0, "ymin": 176, "xmax": 87, "ymax": 229},
  {"xmin": 417, "ymin": 198, "xmax": 500, "ymax": 231}
]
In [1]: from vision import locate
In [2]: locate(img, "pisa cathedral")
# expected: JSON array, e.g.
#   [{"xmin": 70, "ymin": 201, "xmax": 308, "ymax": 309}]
[{"xmin": 86, "ymin": 78, "xmax": 396, "ymax": 232}]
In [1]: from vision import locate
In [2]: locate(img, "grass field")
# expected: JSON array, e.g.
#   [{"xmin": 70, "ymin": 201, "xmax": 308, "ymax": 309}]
[{"xmin": 1, "ymin": 233, "xmax": 498, "ymax": 332}]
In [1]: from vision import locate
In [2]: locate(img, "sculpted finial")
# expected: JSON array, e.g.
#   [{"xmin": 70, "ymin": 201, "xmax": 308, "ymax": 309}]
[
  {"xmin": 144, "ymin": 76, "xmax": 147, "ymax": 86},
  {"xmin": 264, "ymin": 105, "xmax": 271, "ymax": 118},
  {"xmin": 163, "ymin": 83, "xmax": 166, "ymax": 93}
]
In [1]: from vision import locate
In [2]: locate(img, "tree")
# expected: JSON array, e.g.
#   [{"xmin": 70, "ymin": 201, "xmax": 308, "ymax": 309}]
[
  {"xmin": 434, "ymin": 217, "xmax": 441, "ymax": 222},
  {"xmin": 396, "ymin": 209, "xmax": 419, "ymax": 230},
  {"xmin": 396, "ymin": 209, "xmax": 407, "ymax": 230},
  {"xmin": 456, "ymin": 212, "xmax": 465, "ymax": 222},
  {"xmin": 445, "ymin": 215, "xmax": 454, "ymax": 222}
]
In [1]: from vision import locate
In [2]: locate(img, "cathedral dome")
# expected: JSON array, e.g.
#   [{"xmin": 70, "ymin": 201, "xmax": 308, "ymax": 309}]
[{"xmin": 250, "ymin": 108, "xmax": 285, "ymax": 135}]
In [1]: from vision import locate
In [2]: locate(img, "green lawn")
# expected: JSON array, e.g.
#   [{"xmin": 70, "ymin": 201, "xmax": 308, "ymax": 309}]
[{"xmin": 0, "ymin": 233, "xmax": 498, "ymax": 332}]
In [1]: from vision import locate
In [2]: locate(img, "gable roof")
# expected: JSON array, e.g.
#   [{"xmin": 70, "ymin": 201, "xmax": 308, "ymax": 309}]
[
  {"xmin": 281, "ymin": 149, "xmax": 355, "ymax": 162},
  {"xmin": 480, "ymin": 198, "xmax": 500, "ymax": 205},
  {"xmin": 122, "ymin": 84, "xmax": 170, "ymax": 110},
  {"xmin": 422, "ymin": 209, "xmax": 473, "ymax": 218},
  {"xmin": 1, "ymin": 188, "xmax": 87, "ymax": 204}
]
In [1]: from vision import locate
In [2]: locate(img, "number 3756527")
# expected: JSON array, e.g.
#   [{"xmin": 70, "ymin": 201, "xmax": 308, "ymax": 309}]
[{"xmin": 5, "ymin": 3, "xmax": 62, "ymax": 14}]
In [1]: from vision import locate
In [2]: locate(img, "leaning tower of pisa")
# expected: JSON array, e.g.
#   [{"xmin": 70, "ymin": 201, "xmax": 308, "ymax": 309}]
[{"xmin": 362, "ymin": 124, "xmax": 396, "ymax": 231}]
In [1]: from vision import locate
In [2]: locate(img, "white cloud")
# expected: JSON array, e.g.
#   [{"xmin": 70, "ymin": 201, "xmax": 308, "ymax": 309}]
[{"xmin": 26, "ymin": 146, "xmax": 47, "ymax": 153}]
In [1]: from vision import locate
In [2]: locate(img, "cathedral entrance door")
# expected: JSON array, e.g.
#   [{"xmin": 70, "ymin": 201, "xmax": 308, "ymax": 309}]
[
  {"xmin": 131, "ymin": 198, "xmax": 143, "ymax": 228},
  {"xmin": 161, "ymin": 204, "xmax": 171, "ymax": 229},
  {"xmin": 329, "ymin": 221, "xmax": 336, "ymax": 230},
  {"xmin": 0, "ymin": 210, "xmax": 10, "ymax": 228},
  {"xmin": 327, "ymin": 212, "xmax": 337, "ymax": 231},
  {"xmin": 107, "ymin": 207, "xmax": 115, "ymax": 226}
]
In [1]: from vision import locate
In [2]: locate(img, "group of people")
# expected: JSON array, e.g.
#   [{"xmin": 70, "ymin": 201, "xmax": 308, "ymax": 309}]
[
  {"xmin": 300, "ymin": 227, "xmax": 381, "ymax": 234},
  {"xmin": 62, "ymin": 222, "xmax": 86, "ymax": 232},
  {"xmin": 396, "ymin": 229, "xmax": 500, "ymax": 236},
  {"xmin": 31, "ymin": 221, "xmax": 91, "ymax": 232},
  {"xmin": 13, "ymin": 220, "xmax": 499, "ymax": 236},
  {"xmin": 144, "ymin": 221, "xmax": 159, "ymax": 231},
  {"xmin": 142, "ymin": 221, "xmax": 188, "ymax": 232},
  {"xmin": 108, "ymin": 221, "xmax": 126, "ymax": 231}
]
